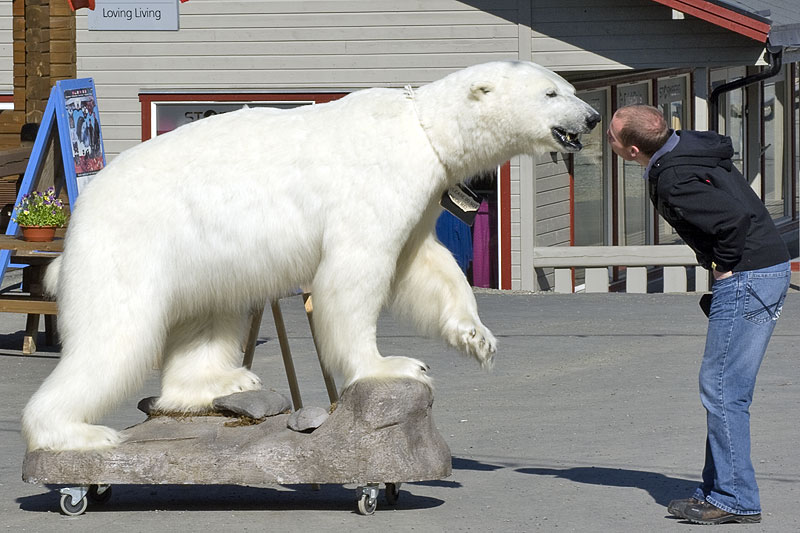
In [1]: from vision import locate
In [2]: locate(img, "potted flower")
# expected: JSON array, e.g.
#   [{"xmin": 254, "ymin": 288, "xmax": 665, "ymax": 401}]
[{"xmin": 13, "ymin": 187, "xmax": 68, "ymax": 242}]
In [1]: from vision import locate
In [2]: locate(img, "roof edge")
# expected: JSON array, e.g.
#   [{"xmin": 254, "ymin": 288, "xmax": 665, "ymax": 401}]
[{"xmin": 651, "ymin": 0, "xmax": 770, "ymax": 42}]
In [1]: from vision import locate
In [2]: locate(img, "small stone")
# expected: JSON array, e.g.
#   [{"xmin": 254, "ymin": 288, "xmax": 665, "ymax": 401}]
[
  {"xmin": 287, "ymin": 406, "xmax": 329, "ymax": 432},
  {"xmin": 212, "ymin": 390, "xmax": 291, "ymax": 419}
]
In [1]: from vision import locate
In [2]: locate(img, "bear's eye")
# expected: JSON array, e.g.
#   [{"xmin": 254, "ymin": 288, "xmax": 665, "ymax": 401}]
[{"xmin": 546, "ymin": 90, "xmax": 558, "ymax": 98}]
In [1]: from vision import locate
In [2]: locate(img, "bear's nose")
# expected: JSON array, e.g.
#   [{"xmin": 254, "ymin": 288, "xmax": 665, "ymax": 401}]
[{"xmin": 586, "ymin": 111, "xmax": 601, "ymax": 131}]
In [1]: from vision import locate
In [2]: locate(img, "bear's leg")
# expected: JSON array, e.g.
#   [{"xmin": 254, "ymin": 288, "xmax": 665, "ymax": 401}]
[
  {"xmin": 391, "ymin": 232, "xmax": 496, "ymax": 368},
  {"xmin": 22, "ymin": 310, "xmax": 165, "ymax": 451},
  {"xmin": 310, "ymin": 257, "xmax": 431, "ymax": 388},
  {"xmin": 155, "ymin": 311, "xmax": 262, "ymax": 412}
]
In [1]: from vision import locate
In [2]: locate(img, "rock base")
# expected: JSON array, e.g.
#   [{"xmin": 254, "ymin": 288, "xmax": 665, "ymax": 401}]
[{"xmin": 23, "ymin": 379, "xmax": 451, "ymax": 486}]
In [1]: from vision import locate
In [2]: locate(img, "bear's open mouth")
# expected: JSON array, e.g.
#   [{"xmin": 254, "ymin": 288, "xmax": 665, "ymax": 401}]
[{"xmin": 551, "ymin": 127, "xmax": 583, "ymax": 151}]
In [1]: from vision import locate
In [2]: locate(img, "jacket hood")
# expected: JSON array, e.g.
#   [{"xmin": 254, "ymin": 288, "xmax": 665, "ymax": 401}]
[{"xmin": 652, "ymin": 130, "xmax": 734, "ymax": 174}]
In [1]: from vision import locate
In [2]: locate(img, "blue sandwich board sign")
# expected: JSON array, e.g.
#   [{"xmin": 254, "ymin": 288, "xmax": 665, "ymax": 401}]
[{"xmin": 0, "ymin": 78, "xmax": 106, "ymax": 280}]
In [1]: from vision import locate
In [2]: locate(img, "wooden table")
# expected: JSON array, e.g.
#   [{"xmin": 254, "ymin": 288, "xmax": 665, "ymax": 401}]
[{"xmin": 0, "ymin": 235, "xmax": 62, "ymax": 354}]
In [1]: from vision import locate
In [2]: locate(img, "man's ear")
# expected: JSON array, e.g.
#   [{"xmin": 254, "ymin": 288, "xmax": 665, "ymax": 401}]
[
  {"xmin": 629, "ymin": 145, "xmax": 640, "ymax": 159},
  {"xmin": 469, "ymin": 81, "xmax": 494, "ymax": 100}
]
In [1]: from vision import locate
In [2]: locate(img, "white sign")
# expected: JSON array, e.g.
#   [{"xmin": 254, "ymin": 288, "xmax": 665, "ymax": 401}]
[{"xmin": 88, "ymin": 0, "xmax": 179, "ymax": 31}]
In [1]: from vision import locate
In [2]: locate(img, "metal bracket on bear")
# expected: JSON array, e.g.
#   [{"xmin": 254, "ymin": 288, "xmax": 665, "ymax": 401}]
[{"xmin": 22, "ymin": 379, "xmax": 451, "ymax": 516}]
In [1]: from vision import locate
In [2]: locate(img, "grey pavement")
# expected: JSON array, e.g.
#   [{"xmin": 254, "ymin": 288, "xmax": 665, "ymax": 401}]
[{"xmin": 1, "ymin": 287, "xmax": 798, "ymax": 532}]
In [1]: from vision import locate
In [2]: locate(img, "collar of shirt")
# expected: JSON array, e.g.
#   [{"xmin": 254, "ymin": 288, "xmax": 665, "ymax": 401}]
[{"xmin": 643, "ymin": 130, "xmax": 680, "ymax": 180}]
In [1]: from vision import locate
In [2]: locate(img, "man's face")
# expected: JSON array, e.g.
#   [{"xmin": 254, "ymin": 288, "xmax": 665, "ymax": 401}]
[{"xmin": 607, "ymin": 116, "xmax": 636, "ymax": 161}]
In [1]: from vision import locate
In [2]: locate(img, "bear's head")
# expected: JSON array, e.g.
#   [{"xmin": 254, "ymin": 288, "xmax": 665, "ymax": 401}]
[{"xmin": 416, "ymin": 61, "xmax": 601, "ymax": 176}]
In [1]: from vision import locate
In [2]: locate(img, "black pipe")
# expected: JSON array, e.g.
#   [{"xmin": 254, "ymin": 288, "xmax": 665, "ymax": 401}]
[{"xmin": 709, "ymin": 46, "xmax": 783, "ymax": 132}]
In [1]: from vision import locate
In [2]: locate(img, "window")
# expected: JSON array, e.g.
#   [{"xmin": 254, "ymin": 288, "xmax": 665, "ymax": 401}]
[
  {"xmin": 762, "ymin": 69, "xmax": 790, "ymax": 220},
  {"xmin": 138, "ymin": 93, "xmax": 347, "ymax": 140},
  {"xmin": 139, "ymin": 92, "xmax": 346, "ymax": 141},
  {"xmin": 656, "ymin": 75, "xmax": 690, "ymax": 244},
  {"xmin": 616, "ymin": 82, "xmax": 651, "ymax": 246},
  {"xmin": 574, "ymin": 89, "xmax": 610, "ymax": 247},
  {"xmin": 711, "ymin": 67, "xmax": 746, "ymax": 173}
]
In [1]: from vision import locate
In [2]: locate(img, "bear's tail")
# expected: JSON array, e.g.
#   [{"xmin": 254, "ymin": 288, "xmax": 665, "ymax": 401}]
[{"xmin": 43, "ymin": 255, "xmax": 62, "ymax": 296}]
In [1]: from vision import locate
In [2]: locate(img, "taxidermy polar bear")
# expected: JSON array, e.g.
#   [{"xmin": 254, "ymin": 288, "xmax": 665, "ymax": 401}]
[{"xmin": 22, "ymin": 61, "xmax": 599, "ymax": 451}]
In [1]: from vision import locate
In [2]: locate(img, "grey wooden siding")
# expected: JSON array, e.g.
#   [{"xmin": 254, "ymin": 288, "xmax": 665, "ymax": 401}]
[
  {"xmin": 529, "ymin": 0, "xmax": 764, "ymax": 70},
  {"xmin": 77, "ymin": 0, "xmax": 524, "ymax": 156},
  {"xmin": 535, "ymin": 154, "xmax": 570, "ymax": 248},
  {"xmin": 0, "ymin": 2, "xmax": 11, "ymax": 94}
]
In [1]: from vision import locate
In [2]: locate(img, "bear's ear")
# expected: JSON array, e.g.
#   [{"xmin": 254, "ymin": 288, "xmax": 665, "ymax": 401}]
[{"xmin": 469, "ymin": 81, "xmax": 494, "ymax": 100}]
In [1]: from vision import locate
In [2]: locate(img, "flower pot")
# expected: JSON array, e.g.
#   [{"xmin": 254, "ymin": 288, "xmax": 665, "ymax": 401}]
[{"xmin": 20, "ymin": 226, "xmax": 57, "ymax": 242}]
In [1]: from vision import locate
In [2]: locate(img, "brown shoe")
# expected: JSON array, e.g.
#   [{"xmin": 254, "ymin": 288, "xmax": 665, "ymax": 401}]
[
  {"xmin": 683, "ymin": 500, "xmax": 762, "ymax": 525},
  {"xmin": 667, "ymin": 497, "xmax": 702, "ymax": 518}
]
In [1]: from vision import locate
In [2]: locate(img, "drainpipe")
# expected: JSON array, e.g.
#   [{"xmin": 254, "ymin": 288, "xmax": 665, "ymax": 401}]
[{"xmin": 709, "ymin": 45, "xmax": 783, "ymax": 132}]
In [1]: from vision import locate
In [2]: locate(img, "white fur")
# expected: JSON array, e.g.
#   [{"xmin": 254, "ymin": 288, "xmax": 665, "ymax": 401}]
[{"xmin": 23, "ymin": 61, "xmax": 598, "ymax": 451}]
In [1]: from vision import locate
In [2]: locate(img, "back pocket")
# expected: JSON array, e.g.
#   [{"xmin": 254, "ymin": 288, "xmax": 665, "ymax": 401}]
[{"xmin": 744, "ymin": 272, "xmax": 790, "ymax": 324}]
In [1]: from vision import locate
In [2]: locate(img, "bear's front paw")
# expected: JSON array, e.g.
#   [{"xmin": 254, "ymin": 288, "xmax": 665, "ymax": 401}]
[
  {"xmin": 348, "ymin": 355, "xmax": 432, "ymax": 387},
  {"xmin": 454, "ymin": 320, "xmax": 497, "ymax": 369}
]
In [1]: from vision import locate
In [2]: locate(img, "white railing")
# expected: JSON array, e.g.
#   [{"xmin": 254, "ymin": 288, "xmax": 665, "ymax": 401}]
[{"xmin": 533, "ymin": 245, "xmax": 710, "ymax": 293}]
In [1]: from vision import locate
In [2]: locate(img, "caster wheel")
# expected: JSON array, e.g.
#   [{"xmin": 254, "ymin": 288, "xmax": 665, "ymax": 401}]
[
  {"xmin": 60, "ymin": 493, "xmax": 88, "ymax": 516},
  {"xmin": 385, "ymin": 483, "xmax": 401, "ymax": 506},
  {"xmin": 357, "ymin": 493, "xmax": 377, "ymax": 515},
  {"xmin": 88, "ymin": 485, "xmax": 112, "ymax": 504}
]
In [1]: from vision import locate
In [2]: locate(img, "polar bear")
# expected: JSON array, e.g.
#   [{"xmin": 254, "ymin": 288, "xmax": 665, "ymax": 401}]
[{"xmin": 22, "ymin": 61, "xmax": 599, "ymax": 451}]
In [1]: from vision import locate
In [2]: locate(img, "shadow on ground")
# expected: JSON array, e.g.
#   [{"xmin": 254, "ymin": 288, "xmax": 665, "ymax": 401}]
[{"xmin": 517, "ymin": 466, "xmax": 697, "ymax": 507}]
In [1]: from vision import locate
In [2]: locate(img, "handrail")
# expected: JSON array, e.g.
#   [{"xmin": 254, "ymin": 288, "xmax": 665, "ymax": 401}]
[{"xmin": 533, "ymin": 245, "xmax": 709, "ymax": 293}]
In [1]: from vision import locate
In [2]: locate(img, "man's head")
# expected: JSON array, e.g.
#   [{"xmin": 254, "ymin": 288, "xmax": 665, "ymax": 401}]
[{"xmin": 607, "ymin": 105, "xmax": 670, "ymax": 163}]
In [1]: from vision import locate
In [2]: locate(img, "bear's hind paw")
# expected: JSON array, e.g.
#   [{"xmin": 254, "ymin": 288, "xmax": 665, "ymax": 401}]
[{"xmin": 27, "ymin": 423, "xmax": 122, "ymax": 452}]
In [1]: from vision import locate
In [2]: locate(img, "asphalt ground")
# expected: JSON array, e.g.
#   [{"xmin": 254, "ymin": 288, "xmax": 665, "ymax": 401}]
[{"xmin": 1, "ymin": 283, "xmax": 798, "ymax": 532}]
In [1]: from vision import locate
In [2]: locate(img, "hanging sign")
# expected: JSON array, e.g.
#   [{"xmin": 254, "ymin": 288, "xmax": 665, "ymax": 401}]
[{"xmin": 88, "ymin": 0, "xmax": 180, "ymax": 31}]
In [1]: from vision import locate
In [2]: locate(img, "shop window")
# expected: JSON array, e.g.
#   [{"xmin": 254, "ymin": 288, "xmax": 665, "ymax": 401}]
[
  {"xmin": 139, "ymin": 93, "xmax": 347, "ymax": 140},
  {"xmin": 616, "ymin": 82, "xmax": 652, "ymax": 246},
  {"xmin": 711, "ymin": 67, "xmax": 746, "ymax": 174},
  {"xmin": 574, "ymin": 89, "xmax": 610, "ymax": 247},
  {"xmin": 762, "ymin": 70, "xmax": 790, "ymax": 220},
  {"xmin": 656, "ymin": 75, "xmax": 689, "ymax": 244}
]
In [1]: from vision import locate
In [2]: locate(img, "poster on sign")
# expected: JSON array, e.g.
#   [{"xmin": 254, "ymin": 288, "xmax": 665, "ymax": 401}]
[
  {"xmin": 62, "ymin": 85, "xmax": 105, "ymax": 178},
  {"xmin": 55, "ymin": 78, "xmax": 106, "ymax": 191}
]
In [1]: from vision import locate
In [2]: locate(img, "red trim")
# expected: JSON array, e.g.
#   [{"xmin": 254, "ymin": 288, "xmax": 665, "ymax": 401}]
[
  {"xmin": 568, "ymin": 154, "xmax": 576, "ymax": 290},
  {"xmin": 650, "ymin": 0, "xmax": 770, "ymax": 42},
  {"xmin": 138, "ymin": 92, "xmax": 347, "ymax": 141},
  {"xmin": 68, "ymin": 0, "xmax": 95, "ymax": 10},
  {"xmin": 499, "ymin": 161, "xmax": 512, "ymax": 290}
]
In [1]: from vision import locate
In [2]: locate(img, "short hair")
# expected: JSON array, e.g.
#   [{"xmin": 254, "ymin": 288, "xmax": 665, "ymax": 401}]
[{"xmin": 614, "ymin": 105, "xmax": 670, "ymax": 156}]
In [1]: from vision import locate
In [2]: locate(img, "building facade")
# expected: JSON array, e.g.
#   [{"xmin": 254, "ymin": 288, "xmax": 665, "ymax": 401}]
[{"xmin": 2, "ymin": 1, "xmax": 798, "ymax": 290}]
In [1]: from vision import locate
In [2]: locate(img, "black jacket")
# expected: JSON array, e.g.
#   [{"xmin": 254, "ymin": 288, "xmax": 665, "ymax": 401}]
[{"xmin": 648, "ymin": 130, "xmax": 789, "ymax": 272}]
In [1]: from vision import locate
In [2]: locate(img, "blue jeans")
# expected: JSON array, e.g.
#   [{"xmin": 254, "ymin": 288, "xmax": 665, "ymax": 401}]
[{"xmin": 692, "ymin": 261, "xmax": 790, "ymax": 514}]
